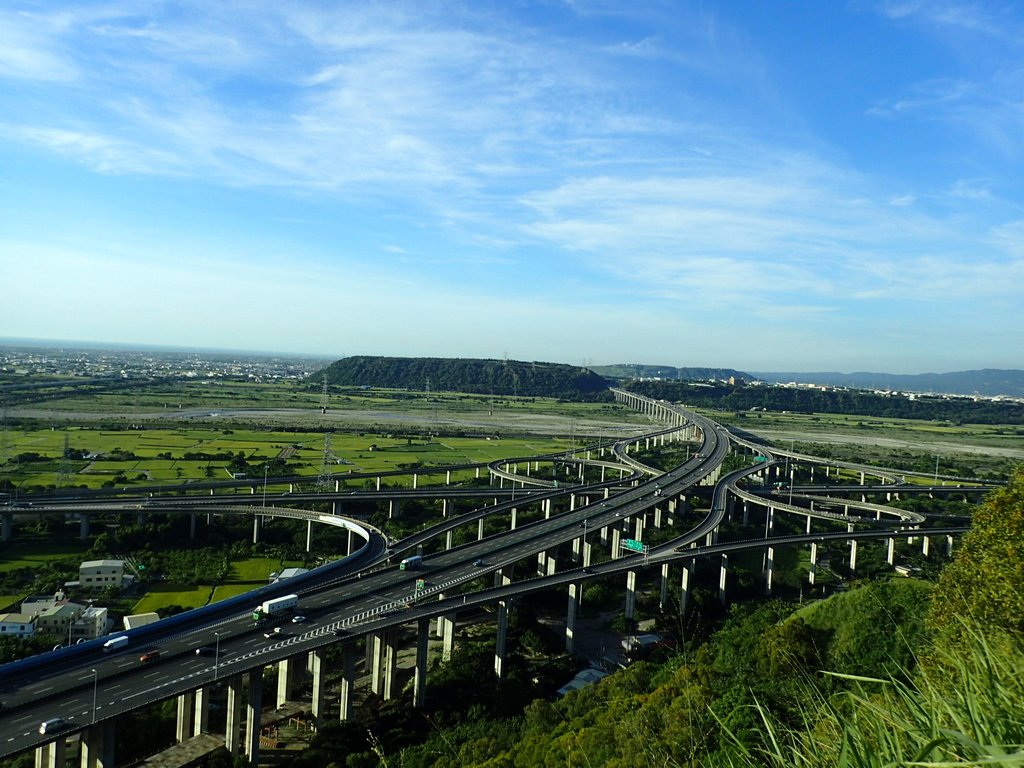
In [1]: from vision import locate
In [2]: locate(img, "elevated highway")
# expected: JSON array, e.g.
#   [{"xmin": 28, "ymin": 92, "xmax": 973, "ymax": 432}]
[{"xmin": 0, "ymin": 392, "xmax": 975, "ymax": 765}]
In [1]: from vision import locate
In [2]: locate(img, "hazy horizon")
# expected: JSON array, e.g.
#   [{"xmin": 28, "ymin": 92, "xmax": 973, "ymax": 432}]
[{"xmin": 2, "ymin": 2, "xmax": 1022, "ymax": 373}]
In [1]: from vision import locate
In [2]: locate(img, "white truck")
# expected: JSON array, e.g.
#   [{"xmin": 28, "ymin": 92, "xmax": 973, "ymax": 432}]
[
  {"xmin": 251, "ymin": 594, "xmax": 299, "ymax": 626},
  {"xmin": 102, "ymin": 635, "xmax": 129, "ymax": 653}
]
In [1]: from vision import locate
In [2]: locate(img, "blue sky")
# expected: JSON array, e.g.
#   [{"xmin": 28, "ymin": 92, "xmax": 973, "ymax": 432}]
[{"xmin": 1, "ymin": 1, "xmax": 1022, "ymax": 373}]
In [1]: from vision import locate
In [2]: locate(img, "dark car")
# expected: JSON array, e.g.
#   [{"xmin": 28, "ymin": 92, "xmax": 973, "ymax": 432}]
[
  {"xmin": 195, "ymin": 646, "xmax": 216, "ymax": 657},
  {"xmin": 473, "ymin": 559, "xmax": 485, "ymax": 567}
]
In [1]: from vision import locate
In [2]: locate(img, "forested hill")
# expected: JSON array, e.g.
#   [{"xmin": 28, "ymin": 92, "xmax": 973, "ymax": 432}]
[
  {"xmin": 626, "ymin": 380, "xmax": 1024, "ymax": 424},
  {"xmin": 314, "ymin": 356, "xmax": 610, "ymax": 399}
]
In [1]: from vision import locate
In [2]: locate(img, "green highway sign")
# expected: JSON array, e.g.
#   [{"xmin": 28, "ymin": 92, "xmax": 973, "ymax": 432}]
[{"xmin": 622, "ymin": 538, "xmax": 644, "ymax": 553}]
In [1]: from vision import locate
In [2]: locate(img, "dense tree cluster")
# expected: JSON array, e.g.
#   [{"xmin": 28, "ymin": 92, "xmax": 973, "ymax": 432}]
[
  {"xmin": 314, "ymin": 356, "xmax": 610, "ymax": 399},
  {"xmin": 627, "ymin": 381, "xmax": 1024, "ymax": 424}
]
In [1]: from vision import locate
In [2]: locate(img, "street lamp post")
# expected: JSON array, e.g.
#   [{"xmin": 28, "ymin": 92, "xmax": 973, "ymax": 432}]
[
  {"xmin": 214, "ymin": 631, "xmax": 221, "ymax": 680},
  {"xmin": 262, "ymin": 465, "xmax": 268, "ymax": 508},
  {"xmin": 91, "ymin": 668, "xmax": 98, "ymax": 724}
]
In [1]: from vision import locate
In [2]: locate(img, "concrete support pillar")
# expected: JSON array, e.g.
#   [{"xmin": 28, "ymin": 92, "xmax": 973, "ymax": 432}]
[
  {"xmin": 849, "ymin": 539, "xmax": 858, "ymax": 574},
  {"xmin": 225, "ymin": 674, "xmax": 244, "ymax": 756},
  {"xmin": 370, "ymin": 633, "xmax": 383, "ymax": 696},
  {"xmin": 719, "ymin": 554, "xmax": 729, "ymax": 605},
  {"xmin": 79, "ymin": 515, "xmax": 90, "ymax": 540},
  {"xmin": 624, "ymin": 570, "xmax": 637, "ymax": 620},
  {"xmin": 388, "ymin": 499, "xmax": 399, "ymax": 519},
  {"xmin": 809, "ymin": 542, "xmax": 817, "ymax": 585},
  {"xmin": 382, "ymin": 630, "xmax": 398, "ymax": 701},
  {"xmin": 36, "ymin": 738, "xmax": 67, "ymax": 768},
  {"xmin": 680, "ymin": 563, "xmax": 692, "ymax": 613},
  {"xmin": 946, "ymin": 534, "xmax": 954, "ymax": 558},
  {"xmin": 510, "ymin": 506, "xmax": 517, "ymax": 530},
  {"xmin": 442, "ymin": 616, "xmax": 456, "ymax": 661},
  {"xmin": 565, "ymin": 582, "xmax": 580, "ymax": 653},
  {"xmin": 193, "ymin": 686, "xmax": 210, "ymax": 735},
  {"xmin": 412, "ymin": 473, "xmax": 418, "ymax": 489},
  {"xmin": 653, "ymin": 505, "xmax": 662, "ymax": 530},
  {"xmin": 338, "ymin": 644, "xmax": 355, "ymax": 721},
  {"xmin": 478, "ymin": 518, "xmax": 485, "ymax": 540},
  {"xmin": 886, "ymin": 537, "xmax": 896, "ymax": 565},
  {"xmin": 306, "ymin": 520, "xmax": 313, "ymax": 552},
  {"xmin": 244, "ymin": 668, "xmax": 264, "ymax": 762},
  {"xmin": 176, "ymin": 691, "xmax": 194, "ymax": 742},
  {"xmin": 79, "ymin": 723, "xmax": 115, "ymax": 768},
  {"xmin": 276, "ymin": 657, "xmax": 295, "ymax": 708},
  {"xmin": 252, "ymin": 515, "xmax": 261, "ymax": 544},
  {"xmin": 805, "ymin": 515, "xmax": 812, "ymax": 535},
  {"xmin": 189, "ymin": 512, "xmax": 197, "ymax": 540},
  {"xmin": 765, "ymin": 546, "xmax": 775, "ymax": 595},
  {"xmin": 414, "ymin": 619, "xmax": 430, "ymax": 708},
  {"xmin": 495, "ymin": 599, "xmax": 509, "ymax": 678},
  {"xmin": 1, "ymin": 512, "xmax": 12, "ymax": 541},
  {"xmin": 659, "ymin": 562, "xmax": 670, "ymax": 610},
  {"xmin": 611, "ymin": 527, "xmax": 621, "ymax": 559},
  {"xmin": 922, "ymin": 536, "xmax": 930, "ymax": 557}
]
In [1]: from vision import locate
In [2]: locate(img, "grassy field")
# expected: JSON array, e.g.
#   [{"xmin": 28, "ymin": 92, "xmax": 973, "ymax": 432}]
[
  {"xmin": 0, "ymin": 425, "xmax": 577, "ymax": 491},
  {"xmin": 129, "ymin": 556, "xmax": 301, "ymax": 613}
]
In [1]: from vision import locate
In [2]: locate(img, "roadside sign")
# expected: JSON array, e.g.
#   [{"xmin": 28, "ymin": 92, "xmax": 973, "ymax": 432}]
[{"xmin": 622, "ymin": 538, "xmax": 644, "ymax": 553}]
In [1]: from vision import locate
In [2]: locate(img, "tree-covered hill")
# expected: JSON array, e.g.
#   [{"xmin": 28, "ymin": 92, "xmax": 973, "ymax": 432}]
[
  {"xmin": 626, "ymin": 380, "xmax": 1024, "ymax": 425},
  {"xmin": 313, "ymin": 356, "xmax": 610, "ymax": 399}
]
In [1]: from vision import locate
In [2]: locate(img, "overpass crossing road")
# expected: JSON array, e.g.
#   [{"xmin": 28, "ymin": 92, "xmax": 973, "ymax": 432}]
[{"xmin": 0, "ymin": 395, "xmax": 974, "ymax": 763}]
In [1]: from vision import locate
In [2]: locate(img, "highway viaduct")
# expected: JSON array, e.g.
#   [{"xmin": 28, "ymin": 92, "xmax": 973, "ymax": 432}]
[{"xmin": 0, "ymin": 392, "xmax": 975, "ymax": 767}]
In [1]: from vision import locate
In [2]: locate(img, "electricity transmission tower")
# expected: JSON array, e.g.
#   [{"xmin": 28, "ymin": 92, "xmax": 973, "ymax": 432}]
[
  {"xmin": 319, "ymin": 375, "xmax": 329, "ymax": 414},
  {"xmin": 56, "ymin": 433, "xmax": 72, "ymax": 489},
  {"xmin": 315, "ymin": 432, "xmax": 336, "ymax": 493}
]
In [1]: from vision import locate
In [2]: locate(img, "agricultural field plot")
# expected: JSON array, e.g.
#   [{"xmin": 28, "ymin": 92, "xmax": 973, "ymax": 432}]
[
  {"xmin": 0, "ymin": 541, "xmax": 91, "ymax": 574},
  {"xmin": 0, "ymin": 425, "xmax": 573, "ymax": 491},
  {"xmin": 132, "ymin": 583, "xmax": 214, "ymax": 613},
  {"xmin": 130, "ymin": 556, "xmax": 301, "ymax": 613},
  {"xmin": 708, "ymin": 408, "xmax": 1024, "ymax": 479}
]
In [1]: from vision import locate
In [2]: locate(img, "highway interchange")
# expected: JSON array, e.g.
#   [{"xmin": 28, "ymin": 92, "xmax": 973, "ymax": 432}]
[{"xmin": 0, "ymin": 391, "xmax": 979, "ymax": 762}]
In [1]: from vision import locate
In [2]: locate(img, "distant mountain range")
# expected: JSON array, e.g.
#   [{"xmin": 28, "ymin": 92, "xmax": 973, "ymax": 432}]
[{"xmin": 751, "ymin": 369, "xmax": 1024, "ymax": 398}]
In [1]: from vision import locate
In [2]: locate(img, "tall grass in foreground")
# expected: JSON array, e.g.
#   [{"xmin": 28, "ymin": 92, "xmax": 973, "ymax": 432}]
[{"xmin": 727, "ymin": 628, "xmax": 1024, "ymax": 767}]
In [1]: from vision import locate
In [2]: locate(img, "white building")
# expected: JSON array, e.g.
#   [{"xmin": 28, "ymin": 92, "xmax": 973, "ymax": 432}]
[
  {"xmin": 0, "ymin": 612, "xmax": 36, "ymax": 638},
  {"xmin": 270, "ymin": 567, "xmax": 309, "ymax": 583},
  {"xmin": 124, "ymin": 612, "xmax": 160, "ymax": 630},
  {"xmin": 79, "ymin": 559, "xmax": 125, "ymax": 590},
  {"xmin": 34, "ymin": 603, "xmax": 85, "ymax": 639},
  {"xmin": 556, "ymin": 667, "xmax": 608, "ymax": 696},
  {"xmin": 72, "ymin": 606, "xmax": 110, "ymax": 641}
]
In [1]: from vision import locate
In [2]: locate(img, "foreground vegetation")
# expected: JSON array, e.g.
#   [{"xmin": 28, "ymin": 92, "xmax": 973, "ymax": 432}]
[
  {"xmin": 2, "ymin": 373, "xmax": 1020, "ymax": 767},
  {"xmin": 283, "ymin": 468, "xmax": 1023, "ymax": 767}
]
